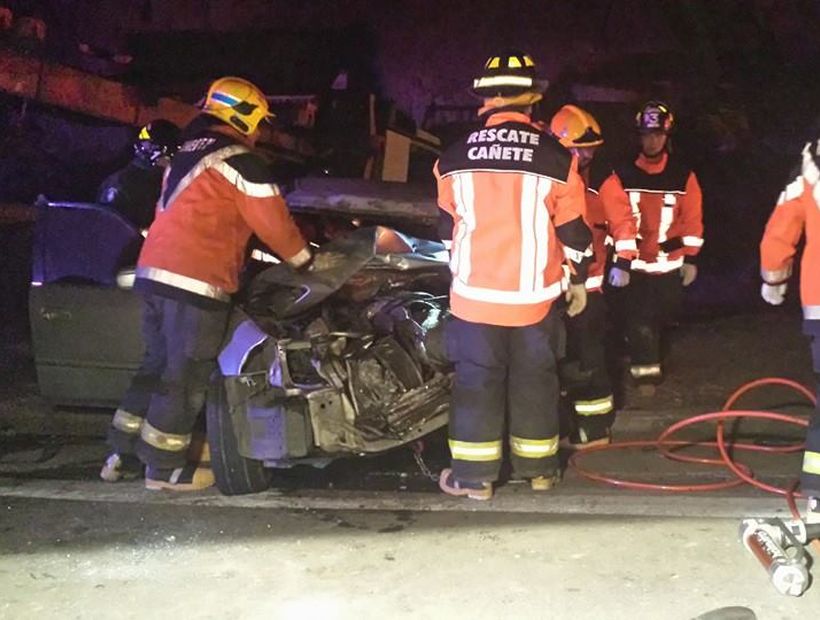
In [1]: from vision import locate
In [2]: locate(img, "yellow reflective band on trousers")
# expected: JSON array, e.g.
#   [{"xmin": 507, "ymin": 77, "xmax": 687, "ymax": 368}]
[
  {"xmin": 140, "ymin": 421, "xmax": 191, "ymax": 452},
  {"xmin": 509, "ymin": 435, "xmax": 559, "ymax": 458},
  {"xmin": 448, "ymin": 439, "xmax": 503, "ymax": 462},
  {"xmin": 803, "ymin": 450, "xmax": 820, "ymax": 476},
  {"xmin": 574, "ymin": 395, "xmax": 614, "ymax": 416},
  {"xmin": 112, "ymin": 408, "xmax": 143, "ymax": 434},
  {"xmin": 630, "ymin": 364, "xmax": 661, "ymax": 378}
]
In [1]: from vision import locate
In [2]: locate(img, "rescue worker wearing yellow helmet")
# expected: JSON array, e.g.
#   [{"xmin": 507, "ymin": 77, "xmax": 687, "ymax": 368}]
[
  {"xmin": 550, "ymin": 105, "xmax": 615, "ymax": 447},
  {"xmin": 599, "ymin": 101, "xmax": 704, "ymax": 393},
  {"xmin": 101, "ymin": 76, "xmax": 311, "ymax": 491},
  {"xmin": 434, "ymin": 51, "xmax": 591, "ymax": 500}
]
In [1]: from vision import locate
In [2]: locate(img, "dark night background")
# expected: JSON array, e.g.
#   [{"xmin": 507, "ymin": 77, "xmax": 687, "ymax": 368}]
[{"xmin": 3, "ymin": 0, "xmax": 820, "ymax": 342}]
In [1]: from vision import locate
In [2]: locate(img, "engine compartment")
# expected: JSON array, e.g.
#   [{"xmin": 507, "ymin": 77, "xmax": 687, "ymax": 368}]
[{"xmin": 218, "ymin": 226, "xmax": 452, "ymax": 464}]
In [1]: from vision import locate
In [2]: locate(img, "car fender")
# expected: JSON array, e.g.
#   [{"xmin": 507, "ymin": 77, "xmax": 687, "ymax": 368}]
[{"xmin": 217, "ymin": 318, "xmax": 269, "ymax": 377}]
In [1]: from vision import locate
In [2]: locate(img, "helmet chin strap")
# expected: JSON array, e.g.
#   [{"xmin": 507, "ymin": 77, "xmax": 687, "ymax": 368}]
[{"xmin": 479, "ymin": 92, "xmax": 542, "ymax": 116}]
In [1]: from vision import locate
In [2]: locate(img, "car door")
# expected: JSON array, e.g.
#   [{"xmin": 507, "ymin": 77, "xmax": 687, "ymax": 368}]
[{"xmin": 29, "ymin": 200, "xmax": 145, "ymax": 407}]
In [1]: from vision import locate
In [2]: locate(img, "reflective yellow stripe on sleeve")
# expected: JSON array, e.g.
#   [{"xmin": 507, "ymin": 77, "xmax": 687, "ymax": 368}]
[
  {"xmin": 448, "ymin": 439, "xmax": 503, "ymax": 462},
  {"xmin": 574, "ymin": 395, "xmax": 615, "ymax": 416},
  {"xmin": 510, "ymin": 435, "xmax": 559, "ymax": 459},
  {"xmin": 803, "ymin": 451, "xmax": 820, "ymax": 476}
]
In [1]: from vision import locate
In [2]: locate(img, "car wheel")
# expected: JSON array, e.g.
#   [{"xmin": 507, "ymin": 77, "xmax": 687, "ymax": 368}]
[{"xmin": 207, "ymin": 374, "xmax": 272, "ymax": 495}]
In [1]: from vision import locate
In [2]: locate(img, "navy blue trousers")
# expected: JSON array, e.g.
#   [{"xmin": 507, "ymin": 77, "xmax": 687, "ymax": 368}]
[
  {"xmin": 446, "ymin": 307, "xmax": 563, "ymax": 482},
  {"xmin": 802, "ymin": 319, "xmax": 820, "ymax": 495},
  {"xmin": 108, "ymin": 292, "xmax": 229, "ymax": 468}
]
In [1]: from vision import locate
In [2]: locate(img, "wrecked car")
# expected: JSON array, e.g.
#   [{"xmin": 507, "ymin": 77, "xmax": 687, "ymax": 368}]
[{"xmin": 29, "ymin": 178, "xmax": 453, "ymax": 494}]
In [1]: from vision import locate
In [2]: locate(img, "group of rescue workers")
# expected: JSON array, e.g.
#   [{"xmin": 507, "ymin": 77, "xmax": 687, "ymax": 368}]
[{"xmin": 93, "ymin": 50, "xmax": 819, "ymax": 524}]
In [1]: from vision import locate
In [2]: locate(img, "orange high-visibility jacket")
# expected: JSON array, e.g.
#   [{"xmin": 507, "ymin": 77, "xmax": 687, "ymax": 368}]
[
  {"xmin": 136, "ymin": 124, "xmax": 309, "ymax": 306},
  {"xmin": 760, "ymin": 140, "xmax": 820, "ymax": 320},
  {"xmin": 434, "ymin": 111, "xmax": 591, "ymax": 327},
  {"xmin": 599, "ymin": 152, "xmax": 704, "ymax": 274},
  {"xmin": 580, "ymin": 164, "xmax": 610, "ymax": 292}
]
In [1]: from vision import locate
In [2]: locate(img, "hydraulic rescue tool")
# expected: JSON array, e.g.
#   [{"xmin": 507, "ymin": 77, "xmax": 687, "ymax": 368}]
[{"xmin": 739, "ymin": 517, "xmax": 820, "ymax": 596}]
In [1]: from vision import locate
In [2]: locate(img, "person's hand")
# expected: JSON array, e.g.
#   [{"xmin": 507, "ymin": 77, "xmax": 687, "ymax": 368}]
[
  {"xmin": 607, "ymin": 267, "xmax": 630, "ymax": 288},
  {"xmin": 761, "ymin": 282, "xmax": 787, "ymax": 305},
  {"xmin": 680, "ymin": 263, "xmax": 698, "ymax": 287},
  {"xmin": 565, "ymin": 283, "xmax": 587, "ymax": 317}
]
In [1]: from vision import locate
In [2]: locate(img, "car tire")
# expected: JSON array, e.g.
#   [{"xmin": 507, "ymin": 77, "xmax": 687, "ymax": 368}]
[{"xmin": 207, "ymin": 374, "xmax": 272, "ymax": 495}]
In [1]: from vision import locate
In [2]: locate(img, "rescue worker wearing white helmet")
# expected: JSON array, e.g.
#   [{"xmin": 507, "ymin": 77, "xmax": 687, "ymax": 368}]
[
  {"xmin": 101, "ymin": 76, "xmax": 311, "ymax": 491},
  {"xmin": 599, "ymin": 101, "xmax": 704, "ymax": 393},
  {"xmin": 760, "ymin": 138, "xmax": 820, "ymax": 524},
  {"xmin": 434, "ymin": 50, "xmax": 591, "ymax": 500},
  {"xmin": 550, "ymin": 105, "xmax": 615, "ymax": 447}
]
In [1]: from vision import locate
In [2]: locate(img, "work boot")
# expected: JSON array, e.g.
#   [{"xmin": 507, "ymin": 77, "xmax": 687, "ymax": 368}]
[
  {"xmin": 562, "ymin": 427, "xmax": 612, "ymax": 451},
  {"xmin": 187, "ymin": 436, "xmax": 211, "ymax": 465},
  {"xmin": 530, "ymin": 472, "xmax": 560, "ymax": 491},
  {"xmin": 99, "ymin": 452, "xmax": 142, "ymax": 482},
  {"xmin": 438, "ymin": 468, "xmax": 493, "ymax": 501},
  {"xmin": 807, "ymin": 496, "xmax": 820, "ymax": 525},
  {"xmin": 144, "ymin": 464, "xmax": 215, "ymax": 492}
]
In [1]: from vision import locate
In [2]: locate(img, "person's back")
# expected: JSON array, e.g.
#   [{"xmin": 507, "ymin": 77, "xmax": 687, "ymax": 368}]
[
  {"xmin": 101, "ymin": 77, "xmax": 310, "ymax": 492},
  {"xmin": 136, "ymin": 115, "xmax": 309, "ymax": 302},
  {"xmin": 97, "ymin": 160, "xmax": 164, "ymax": 229},
  {"xmin": 436, "ymin": 112, "xmax": 581, "ymax": 327},
  {"xmin": 434, "ymin": 50, "xmax": 591, "ymax": 502}
]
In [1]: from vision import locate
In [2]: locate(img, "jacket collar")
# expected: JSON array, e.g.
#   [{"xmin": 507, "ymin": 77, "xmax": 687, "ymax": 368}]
[
  {"xmin": 636, "ymin": 151, "xmax": 668, "ymax": 174},
  {"xmin": 483, "ymin": 110, "xmax": 534, "ymax": 127}
]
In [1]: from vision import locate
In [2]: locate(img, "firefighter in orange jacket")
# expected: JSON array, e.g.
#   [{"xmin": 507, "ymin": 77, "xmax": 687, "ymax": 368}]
[
  {"xmin": 760, "ymin": 139, "xmax": 820, "ymax": 523},
  {"xmin": 550, "ymin": 105, "xmax": 615, "ymax": 447},
  {"xmin": 434, "ymin": 51, "xmax": 591, "ymax": 500},
  {"xmin": 101, "ymin": 77, "xmax": 311, "ymax": 491},
  {"xmin": 600, "ymin": 101, "xmax": 704, "ymax": 390}
]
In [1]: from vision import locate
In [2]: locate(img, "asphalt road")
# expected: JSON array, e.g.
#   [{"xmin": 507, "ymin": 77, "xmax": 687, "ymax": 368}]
[
  {"xmin": 2, "ymin": 311, "xmax": 820, "ymax": 618},
  {"xmin": 2, "ymin": 497, "xmax": 819, "ymax": 620}
]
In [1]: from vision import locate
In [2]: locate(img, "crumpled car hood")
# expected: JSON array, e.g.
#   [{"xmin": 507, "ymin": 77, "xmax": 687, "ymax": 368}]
[{"xmin": 245, "ymin": 226, "xmax": 449, "ymax": 319}]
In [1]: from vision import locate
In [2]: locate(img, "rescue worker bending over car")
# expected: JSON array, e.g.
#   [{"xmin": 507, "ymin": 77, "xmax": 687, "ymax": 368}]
[
  {"xmin": 760, "ymin": 137, "xmax": 820, "ymax": 524},
  {"xmin": 435, "ymin": 50, "xmax": 591, "ymax": 500},
  {"xmin": 550, "ymin": 105, "xmax": 615, "ymax": 448},
  {"xmin": 600, "ymin": 101, "xmax": 704, "ymax": 394},
  {"xmin": 101, "ymin": 76, "xmax": 312, "ymax": 491},
  {"xmin": 97, "ymin": 119, "xmax": 180, "ymax": 230}
]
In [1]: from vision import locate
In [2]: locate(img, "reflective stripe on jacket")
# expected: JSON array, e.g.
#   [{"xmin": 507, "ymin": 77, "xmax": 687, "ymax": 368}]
[
  {"xmin": 600, "ymin": 152, "xmax": 703, "ymax": 275},
  {"xmin": 136, "ymin": 123, "xmax": 308, "ymax": 302},
  {"xmin": 434, "ymin": 111, "xmax": 589, "ymax": 327},
  {"xmin": 760, "ymin": 140, "xmax": 820, "ymax": 318},
  {"xmin": 581, "ymin": 163, "xmax": 609, "ymax": 291}
]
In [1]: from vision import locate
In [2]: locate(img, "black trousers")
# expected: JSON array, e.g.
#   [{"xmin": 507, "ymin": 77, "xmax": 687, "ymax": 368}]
[
  {"xmin": 108, "ymin": 292, "xmax": 229, "ymax": 468},
  {"xmin": 615, "ymin": 270, "xmax": 682, "ymax": 371},
  {"xmin": 564, "ymin": 291, "xmax": 614, "ymax": 437},
  {"xmin": 802, "ymin": 319, "xmax": 820, "ymax": 495},
  {"xmin": 446, "ymin": 307, "xmax": 563, "ymax": 482}
]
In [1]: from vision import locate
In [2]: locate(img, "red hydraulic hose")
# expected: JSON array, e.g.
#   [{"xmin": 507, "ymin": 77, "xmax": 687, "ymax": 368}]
[{"xmin": 568, "ymin": 377, "xmax": 816, "ymax": 521}]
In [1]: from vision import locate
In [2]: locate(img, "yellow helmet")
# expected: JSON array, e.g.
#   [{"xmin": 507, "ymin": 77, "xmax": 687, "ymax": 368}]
[
  {"xmin": 201, "ymin": 76, "xmax": 273, "ymax": 136},
  {"xmin": 550, "ymin": 104, "xmax": 604, "ymax": 148}
]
